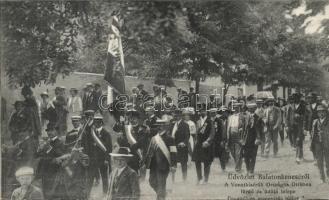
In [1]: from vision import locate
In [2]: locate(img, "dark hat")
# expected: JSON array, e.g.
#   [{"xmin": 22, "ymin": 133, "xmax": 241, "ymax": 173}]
[
  {"xmin": 265, "ymin": 98, "xmax": 275, "ymax": 103},
  {"xmin": 40, "ymin": 92, "xmax": 49, "ymax": 97},
  {"xmin": 70, "ymin": 88, "xmax": 78, "ymax": 91},
  {"xmin": 173, "ymin": 108, "xmax": 182, "ymax": 115},
  {"xmin": 21, "ymin": 86, "xmax": 33, "ymax": 96},
  {"xmin": 317, "ymin": 104, "xmax": 327, "ymax": 111},
  {"xmin": 13, "ymin": 101, "xmax": 25, "ymax": 107},
  {"xmin": 247, "ymin": 103, "xmax": 257, "ymax": 108},
  {"xmin": 45, "ymin": 123, "xmax": 57, "ymax": 132},
  {"xmin": 110, "ymin": 147, "xmax": 133, "ymax": 157},
  {"xmin": 94, "ymin": 83, "xmax": 101, "ymax": 87},
  {"xmin": 137, "ymin": 84, "xmax": 144, "ymax": 88},
  {"xmin": 84, "ymin": 110, "xmax": 95, "ymax": 116},
  {"xmin": 292, "ymin": 93, "xmax": 302, "ymax": 100}
]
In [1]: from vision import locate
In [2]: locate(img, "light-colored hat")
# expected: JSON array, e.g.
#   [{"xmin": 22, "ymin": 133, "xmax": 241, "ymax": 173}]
[
  {"xmin": 40, "ymin": 92, "xmax": 49, "ymax": 97},
  {"xmin": 247, "ymin": 103, "xmax": 257, "ymax": 108},
  {"xmin": 15, "ymin": 166, "xmax": 34, "ymax": 177},
  {"xmin": 71, "ymin": 115, "xmax": 81, "ymax": 120},
  {"xmin": 110, "ymin": 147, "xmax": 133, "ymax": 157},
  {"xmin": 317, "ymin": 104, "xmax": 327, "ymax": 111},
  {"xmin": 86, "ymin": 83, "xmax": 93, "ymax": 87},
  {"xmin": 207, "ymin": 108, "xmax": 218, "ymax": 113},
  {"xmin": 94, "ymin": 113, "xmax": 103, "ymax": 120}
]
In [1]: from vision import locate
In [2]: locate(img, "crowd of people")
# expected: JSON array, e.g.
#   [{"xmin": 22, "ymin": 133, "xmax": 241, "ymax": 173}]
[{"xmin": 3, "ymin": 82, "xmax": 329, "ymax": 200}]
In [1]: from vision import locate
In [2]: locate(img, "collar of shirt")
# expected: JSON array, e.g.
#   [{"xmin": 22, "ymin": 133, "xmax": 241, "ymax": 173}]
[
  {"xmin": 159, "ymin": 130, "xmax": 166, "ymax": 136},
  {"xmin": 295, "ymin": 103, "xmax": 300, "ymax": 109},
  {"xmin": 312, "ymin": 103, "xmax": 317, "ymax": 109},
  {"xmin": 50, "ymin": 136, "xmax": 58, "ymax": 141},
  {"xmin": 96, "ymin": 127, "xmax": 103, "ymax": 133},
  {"xmin": 116, "ymin": 166, "xmax": 126, "ymax": 177},
  {"xmin": 320, "ymin": 117, "xmax": 326, "ymax": 124}
]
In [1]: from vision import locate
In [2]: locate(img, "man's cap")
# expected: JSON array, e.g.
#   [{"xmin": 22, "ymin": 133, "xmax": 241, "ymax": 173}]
[
  {"xmin": 173, "ymin": 108, "xmax": 182, "ymax": 115},
  {"xmin": 207, "ymin": 108, "xmax": 218, "ymax": 113},
  {"xmin": 317, "ymin": 104, "xmax": 327, "ymax": 111},
  {"xmin": 317, "ymin": 95, "xmax": 323, "ymax": 101},
  {"xmin": 110, "ymin": 147, "xmax": 133, "ymax": 157},
  {"xmin": 265, "ymin": 98, "xmax": 275, "ymax": 103},
  {"xmin": 256, "ymin": 99, "xmax": 264, "ymax": 103},
  {"xmin": 145, "ymin": 106, "xmax": 154, "ymax": 112},
  {"xmin": 21, "ymin": 86, "xmax": 33, "ymax": 96},
  {"xmin": 84, "ymin": 110, "xmax": 95, "ymax": 116},
  {"xmin": 15, "ymin": 166, "xmax": 34, "ymax": 177},
  {"xmin": 94, "ymin": 83, "xmax": 101, "ymax": 87},
  {"xmin": 137, "ymin": 83, "xmax": 144, "ymax": 88},
  {"xmin": 292, "ymin": 93, "xmax": 302, "ymax": 100},
  {"xmin": 218, "ymin": 106, "xmax": 228, "ymax": 112},
  {"xmin": 45, "ymin": 123, "xmax": 58, "ymax": 132},
  {"xmin": 71, "ymin": 115, "xmax": 82, "ymax": 120},
  {"xmin": 94, "ymin": 113, "xmax": 103, "ymax": 120},
  {"xmin": 59, "ymin": 86, "xmax": 66, "ymax": 90},
  {"xmin": 247, "ymin": 103, "xmax": 257, "ymax": 108},
  {"xmin": 13, "ymin": 101, "xmax": 25, "ymax": 107},
  {"xmin": 86, "ymin": 83, "xmax": 93, "ymax": 87},
  {"xmin": 40, "ymin": 92, "xmax": 49, "ymax": 97},
  {"xmin": 182, "ymin": 107, "xmax": 195, "ymax": 115},
  {"xmin": 70, "ymin": 88, "xmax": 78, "ymax": 91},
  {"xmin": 232, "ymin": 102, "xmax": 243, "ymax": 107},
  {"xmin": 154, "ymin": 119, "xmax": 170, "ymax": 126}
]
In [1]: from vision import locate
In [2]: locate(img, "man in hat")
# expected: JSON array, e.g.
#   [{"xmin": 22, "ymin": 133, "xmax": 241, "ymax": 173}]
[
  {"xmin": 68, "ymin": 88, "xmax": 83, "ymax": 115},
  {"xmin": 21, "ymin": 86, "xmax": 42, "ymax": 165},
  {"xmin": 305, "ymin": 93, "xmax": 320, "ymax": 162},
  {"xmin": 82, "ymin": 113, "xmax": 112, "ymax": 196},
  {"xmin": 11, "ymin": 166, "xmax": 44, "ymax": 200},
  {"xmin": 39, "ymin": 92, "xmax": 51, "ymax": 132},
  {"xmin": 82, "ymin": 83, "xmax": 98, "ymax": 112},
  {"xmin": 255, "ymin": 99, "xmax": 266, "ymax": 156},
  {"xmin": 264, "ymin": 98, "xmax": 282, "ymax": 158},
  {"xmin": 192, "ymin": 106, "xmax": 215, "ymax": 184},
  {"xmin": 35, "ymin": 124, "xmax": 66, "ymax": 199},
  {"xmin": 52, "ymin": 86, "xmax": 68, "ymax": 136},
  {"xmin": 9, "ymin": 101, "xmax": 28, "ymax": 145},
  {"xmin": 107, "ymin": 147, "xmax": 140, "ymax": 200},
  {"xmin": 137, "ymin": 83, "xmax": 148, "ymax": 100},
  {"xmin": 182, "ymin": 107, "xmax": 197, "ymax": 159},
  {"xmin": 311, "ymin": 104, "xmax": 329, "ymax": 183},
  {"xmin": 284, "ymin": 95, "xmax": 295, "ymax": 147},
  {"xmin": 227, "ymin": 102, "xmax": 248, "ymax": 172},
  {"xmin": 286, "ymin": 93, "xmax": 307, "ymax": 163},
  {"xmin": 243, "ymin": 103, "xmax": 262, "ymax": 175},
  {"xmin": 65, "ymin": 116, "xmax": 82, "ymax": 147},
  {"xmin": 189, "ymin": 87, "xmax": 196, "ymax": 108},
  {"xmin": 144, "ymin": 106, "xmax": 160, "ymax": 137},
  {"xmin": 211, "ymin": 107, "xmax": 227, "ymax": 172},
  {"xmin": 170, "ymin": 108, "xmax": 190, "ymax": 182},
  {"xmin": 144, "ymin": 119, "xmax": 177, "ymax": 200}
]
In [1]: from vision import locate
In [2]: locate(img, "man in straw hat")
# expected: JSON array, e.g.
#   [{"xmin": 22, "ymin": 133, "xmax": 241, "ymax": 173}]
[
  {"xmin": 170, "ymin": 108, "xmax": 190, "ymax": 182},
  {"xmin": 311, "ymin": 104, "xmax": 329, "ymax": 183},
  {"xmin": 106, "ymin": 147, "xmax": 140, "ymax": 200},
  {"xmin": 263, "ymin": 97, "xmax": 282, "ymax": 158},
  {"xmin": 11, "ymin": 166, "xmax": 44, "ymax": 200},
  {"xmin": 192, "ymin": 105, "xmax": 215, "ymax": 184},
  {"xmin": 227, "ymin": 102, "xmax": 248, "ymax": 172},
  {"xmin": 144, "ymin": 119, "xmax": 177, "ymax": 200}
]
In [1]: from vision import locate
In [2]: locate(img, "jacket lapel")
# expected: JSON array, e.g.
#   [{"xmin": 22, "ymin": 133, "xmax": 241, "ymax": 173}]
[{"xmin": 114, "ymin": 167, "xmax": 129, "ymax": 189}]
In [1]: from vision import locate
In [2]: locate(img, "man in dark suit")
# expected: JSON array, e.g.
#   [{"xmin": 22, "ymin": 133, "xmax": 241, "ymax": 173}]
[
  {"xmin": 306, "ymin": 93, "xmax": 320, "ymax": 162},
  {"xmin": 286, "ymin": 93, "xmax": 307, "ymax": 164},
  {"xmin": 107, "ymin": 147, "xmax": 140, "ymax": 200},
  {"xmin": 82, "ymin": 113, "xmax": 112, "ymax": 196},
  {"xmin": 144, "ymin": 106, "xmax": 159, "ymax": 137},
  {"xmin": 212, "ymin": 107, "xmax": 227, "ymax": 172},
  {"xmin": 243, "ymin": 103, "xmax": 262, "ymax": 175},
  {"xmin": 35, "ymin": 124, "xmax": 66, "ymax": 200},
  {"xmin": 171, "ymin": 109, "xmax": 190, "ymax": 182},
  {"xmin": 144, "ymin": 119, "xmax": 177, "ymax": 200},
  {"xmin": 312, "ymin": 104, "xmax": 329, "ymax": 183},
  {"xmin": 82, "ymin": 83, "xmax": 98, "ymax": 111},
  {"xmin": 192, "ymin": 107, "xmax": 215, "ymax": 184}
]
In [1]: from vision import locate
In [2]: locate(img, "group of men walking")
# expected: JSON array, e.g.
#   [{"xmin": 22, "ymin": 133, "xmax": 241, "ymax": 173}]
[{"xmin": 4, "ymin": 83, "xmax": 329, "ymax": 200}]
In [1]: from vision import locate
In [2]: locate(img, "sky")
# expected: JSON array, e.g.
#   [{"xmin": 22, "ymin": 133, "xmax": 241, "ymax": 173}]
[{"xmin": 290, "ymin": 1, "xmax": 329, "ymax": 34}]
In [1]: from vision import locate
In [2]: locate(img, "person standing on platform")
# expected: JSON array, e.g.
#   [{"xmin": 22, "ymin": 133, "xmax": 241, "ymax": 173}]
[
  {"xmin": 192, "ymin": 106, "xmax": 215, "ymax": 184},
  {"xmin": 144, "ymin": 119, "xmax": 177, "ymax": 200},
  {"xmin": 212, "ymin": 107, "xmax": 227, "ymax": 172}
]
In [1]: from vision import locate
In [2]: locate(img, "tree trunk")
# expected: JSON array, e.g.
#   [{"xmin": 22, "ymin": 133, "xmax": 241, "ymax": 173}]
[
  {"xmin": 195, "ymin": 77, "xmax": 200, "ymax": 94},
  {"xmin": 257, "ymin": 81, "xmax": 264, "ymax": 91}
]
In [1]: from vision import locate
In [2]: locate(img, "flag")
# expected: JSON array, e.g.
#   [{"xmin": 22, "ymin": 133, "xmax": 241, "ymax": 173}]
[{"xmin": 104, "ymin": 15, "xmax": 126, "ymax": 98}]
